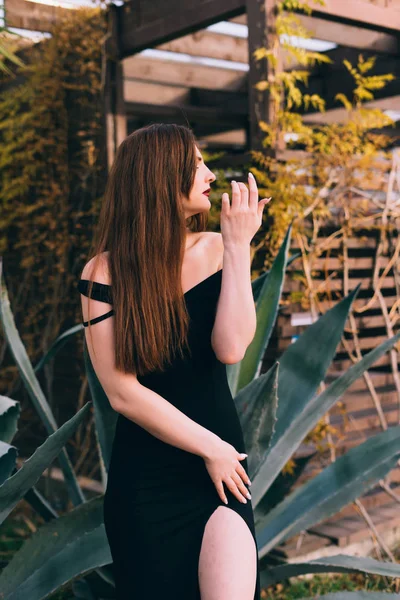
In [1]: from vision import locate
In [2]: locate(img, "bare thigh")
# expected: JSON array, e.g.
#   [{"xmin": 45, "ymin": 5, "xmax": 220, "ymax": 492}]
[{"xmin": 198, "ymin": 505, "xmax": 257, "ymax": 600}]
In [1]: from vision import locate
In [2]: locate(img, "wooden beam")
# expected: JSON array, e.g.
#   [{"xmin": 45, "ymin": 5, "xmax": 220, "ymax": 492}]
[
  {"xmin": 246, "ymin": 0, "xmax": 276, "ymax": 151},
  {"xmin": 125, "ymin": 101, "xmax": 247, "ymax": 128},
  {"xmin": 122, "ymin": 55, "xmax": 247, "ymax": 91},
  {"xmin": 155, "ymin": 30, "xmax": 311, "ymax": 71},
  {"xmin": 310, "ymin": 0, "xmax": 400, "ymax": 33},
  {"xmin": 156, "ymin": 30, "xmax": 248, "ymax": 63},
  {"xmin": 230, "ymin": 0, "xmax": 400, "ymax": 33},
  {"xmin": 118, "ymin": 0, "xmax": 400, "ymax": 60},
  {"xmin": 298, "ymin": 13, "xmax": 399, "ymax": 55},
  {"xmin": 233, "ymin": 13, "xmax": 399, "ymax": 54},
  {"xmin": 302, "ymin": 95, "xmax": 400, "ymax": 124},
  {"xmin": 4, "ymin": 0, "xmax": 77, "ymax": 31},
  {"xmin": 118, "ymin": 0, "xmax": 246, "ymax": 58},
  {"xmin": 103, "ymin": 4, "xmax": 127, "ymax": 170},
  {"xmin": 197, "ymin": 129, "xmax": 246, "ymax": 147},
  {"xmin": 190, "ymin": 88, "xmax": 248, "ymax": 113},
  {"xmin": 124, "ymin": 80, "xmax": 190, "ymax": 105}
]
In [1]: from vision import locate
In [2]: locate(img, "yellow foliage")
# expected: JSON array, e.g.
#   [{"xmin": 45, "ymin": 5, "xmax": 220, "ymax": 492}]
[{"xmin": 0, "ymin": 7, "xmax": 107, "ymax": 375}]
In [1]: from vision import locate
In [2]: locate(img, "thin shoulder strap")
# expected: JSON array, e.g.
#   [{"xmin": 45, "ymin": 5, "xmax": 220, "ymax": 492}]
[
  {"xmin": 78, "ymin": 279, "xmax": 114, "ymax": 327},
  {"xmin": 78, "ymin": 279, "xmax": 113, "ymax": 303}
]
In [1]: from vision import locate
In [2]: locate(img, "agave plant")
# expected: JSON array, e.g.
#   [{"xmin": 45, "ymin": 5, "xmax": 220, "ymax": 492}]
[{"xmin": 0, "ymin": 224, "xmax": 400, "ymax": 599}]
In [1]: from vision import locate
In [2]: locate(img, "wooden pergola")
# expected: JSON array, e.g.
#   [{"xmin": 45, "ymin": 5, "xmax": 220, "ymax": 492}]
[
  {"xmin": 100, "ymin": 0, "xmax": 400, "ymax": 168},
  {"xmin": 5, "ymin": 0, "xmax": 400, "ymax": 168}
]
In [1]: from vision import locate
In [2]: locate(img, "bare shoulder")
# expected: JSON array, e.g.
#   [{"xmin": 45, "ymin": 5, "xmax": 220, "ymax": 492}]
[
  {"xmin": 195, "ymin": 232, "xmax": 223, "ymax": 269},
  {"xmin": 80, "ymin": 251, "xmax": 111, "ymax": 285},
  {"xmin": 206, "ymin": 232, "xmax": 224, "ymax": 269}
]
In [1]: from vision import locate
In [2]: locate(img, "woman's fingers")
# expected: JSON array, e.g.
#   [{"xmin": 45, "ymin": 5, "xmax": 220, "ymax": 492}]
[
  {"xmin": 236, "ymin": 462, "xmax": 251, "ymax": 486},
  {"xmin": 231, "ymin": 175, "xmax": 262, "ymax": 213},
  {"xmin": 248, "ymin": 172, "xmax": 259, "ymax": 211},
  {"xmin": 215, "ymin": 479, "xmax": 228, "ymax": 505},
  {"xmin": 225, "ymin": 476, "xmax": 249, "ymax": 504},
  {"xmin": 231, "ymin": 471, "xmax": 252, "ymax": 500},
  {"xmin": 237, "ymin": 181, "xmax": 249, "ymax": 207},
  {"xmin": 258, "ymin": 197, "xmax": 272, "ymax": 218},
  {"xmin": 230, "ymin": 180, "xmax": 241, "ymax": 209}
]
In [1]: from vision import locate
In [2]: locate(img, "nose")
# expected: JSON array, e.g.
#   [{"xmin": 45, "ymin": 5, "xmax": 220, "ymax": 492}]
[{"xmin": 207, "ymin": 169, "xmax": 216, "ymax": 184}]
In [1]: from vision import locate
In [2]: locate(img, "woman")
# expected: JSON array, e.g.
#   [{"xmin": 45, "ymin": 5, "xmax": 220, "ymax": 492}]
[{"xmin": 78, "ymin": 123, "xmax": 271, "ymax": 599}]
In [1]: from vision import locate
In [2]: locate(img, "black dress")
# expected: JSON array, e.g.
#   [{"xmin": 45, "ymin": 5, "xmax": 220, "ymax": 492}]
[{"xmin": 78, "ymin": 268, "xmax": 260, "ymax": 600}]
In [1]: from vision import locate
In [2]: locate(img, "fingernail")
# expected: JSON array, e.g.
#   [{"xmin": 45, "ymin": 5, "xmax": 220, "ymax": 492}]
[
  {"xmin": 224, "ymin": 498, "xmax": 228, "ymax": 504},
  {"xmin": 248, "ymin": 480, "xmax": 252, "ymax": 486},
  {"xmin": 248, "ymin": 172, "xmax": 254, "ymax": 178},
  {"xmin": 246, "ymin": 492, "xmax": 252, "ymax": 499},
  {"xmin": 231, "ymin": 180, "xmax": 236, "ymax": 183},
  {"xmin": 242, "ymin": 498, "xmax": 247, "ymax": 504}
]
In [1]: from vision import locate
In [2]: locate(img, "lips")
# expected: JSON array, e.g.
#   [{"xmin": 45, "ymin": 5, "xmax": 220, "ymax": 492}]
[{"xmin": 203, "ymin": 188, "xmax": 210, "ymax": 196}]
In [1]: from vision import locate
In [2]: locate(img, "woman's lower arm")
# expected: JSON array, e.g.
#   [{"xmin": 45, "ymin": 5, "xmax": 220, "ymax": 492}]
[{"xmin": 112, "ymin": 383, "xmax": 221, "ymax": 460}]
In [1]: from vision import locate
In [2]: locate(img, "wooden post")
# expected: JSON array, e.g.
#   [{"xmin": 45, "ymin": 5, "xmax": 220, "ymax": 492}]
[
  {"xmin": 102, "ymin": 3, "xmax": 127, "ymax": 172},
  {"xmin": 246, "ymin": 0, "xmax": 276, "ymax": 152}
]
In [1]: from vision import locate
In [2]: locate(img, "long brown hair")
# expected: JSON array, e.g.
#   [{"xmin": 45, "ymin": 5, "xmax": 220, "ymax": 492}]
[{"xmin": 84, "ymin": 123, "xmax": 208, "ymax": 376}]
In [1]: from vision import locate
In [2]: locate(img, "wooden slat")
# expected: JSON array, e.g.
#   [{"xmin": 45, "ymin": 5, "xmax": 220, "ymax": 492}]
[
  {"xmin": 328, "ymin": 484, "xmax": 400, "ymax": 516},
  {"xmin": 314, "ymin": 292, "xmax": 399, "ymax": 313},
  {"xmin": 297, "ymin": 424, "xmax": 400, "ymax": 457},
  {"xmin": 302, "ymin": 96, "xmax": 400, "ymax": 125},
  {"xmin": 117, "ymin": 0, "xmax": 400, "ymax": 59},
  {"xmin": 197, "ymin": 129, "xmax": 246, "ymax": 147},
  {"xmin": 309, "ymin": 500, "xmax": 400, "ymax": 546},
  {"xmin": 325, "ymin": 371, "xmax": 397, "ymax": 392},
  {"xmin": 275, "ymin": 533, "xmax": 331, "ymax": 558},
  {"xmin": 125, "ymin": 100, "xmax": 247, "ymax": 128},
  {"xmin": 309, "ymin": 0, "xmax": 400, "ymax": 33},
  {"xmin": 278, "ymin": 331, "xmax": 400, "ymax": 353},
  {"xmin": 328, "ymin": 393, "xmax": 398, "ymax": 415},
  {"xmin": 290, "ymin": 237, "xmax": 382, "ymax": 251},
  {"xmin": 282, "ymin": 275, "xmax": 397, "ymax": 292},
  {"xmin": 299, "ymin": 461, "xmax": 400, "ymax": 487},
  {"xmin": 329, "ymin": 403, "xmax": 400, "ymax": 431},
  {"xmin": 156, "ymin": 29, "xmax": 248, "ymax": 63},
  {"xmin": 232, "ymin": 11, "xmax": 399, "ymax": 53},
  {"xmin": 118, "ymin": 0, "xmax": 245, "ymax": 58},
  {"xmin": 122, "ymin": 55, "xmax": 247, "ymax": 90},
  {"xmin": 287, "ymin": 257, "xmax": 396, "ymax": 271},
  {"xmin": 124, "ymin": 80, "xmax": 190, "ymax": 105},
  {"xmin": 279, "ymin": 315, "xmax": 398, "ymax": 338},
  {"xmin": 4, "ymin": 0, "xmax": 77, "ymax": 31}
]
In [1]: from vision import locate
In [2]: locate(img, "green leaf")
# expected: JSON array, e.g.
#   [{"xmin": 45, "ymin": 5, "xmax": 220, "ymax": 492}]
[
  {"xmin": 83, "ymin": 343, "xmax": 118, "ymax": 478},
  {"xmin": 0, "ymin": 259, "xmax": 85, "ymax": 506},
  {"xmin": 0, "ymin": 495, "xmax": 113, "ymax": 600},
  {"xmin": 272, "ymin": 285, "xmax": 360, "ymax": 446},
  {"xmin": 33, "ymin": 324, "xmax": 83, "ymax": 374},
  {"xmin": 236, "ymin": 224, "xmax": 292, "ymax": 392},
  {"xmin": 256, "ymin": 425, "xmax": 400, "ymax": 557},
  {"xmin": 23, "ymin": 486, "xmax": 59, "ymax": 522},
  {"xmin": 0, "ymin": 395, "xmax": 20, "ymax": 443},
  {"xmin": 261, "ymin": 553, "xmax": 400, "ymax": 587},
  {"xmin": 0, "ymin": 402, "xmax": 91, "ymax": 524},
  {"xmin": 0, "ymin": 440, "xmax": 17, "ymax": 486},
  {"xmin": 251, "ymin": 329, "xmax": 400, "ymax": 505},
  {"xmin": 239, "ymin": 362, "xmax": 279, "ymax": 479},
  {"xmin": 256, "ymin": 453, "xmax": 315, "ymax": 516}
]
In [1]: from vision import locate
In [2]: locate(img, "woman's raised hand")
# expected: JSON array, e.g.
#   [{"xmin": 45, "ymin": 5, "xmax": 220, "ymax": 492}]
[{"xmin": 220, "ymin": 173, "xmax": 271, "ymax": 247}]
